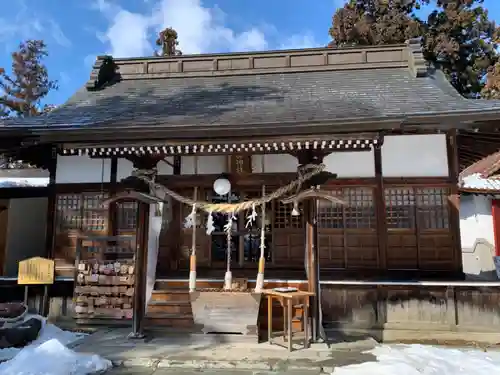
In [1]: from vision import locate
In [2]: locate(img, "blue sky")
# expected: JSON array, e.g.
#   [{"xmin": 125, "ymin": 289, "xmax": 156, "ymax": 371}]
[{"xmin": 0, "ymin": 0, "xmax": 499, "ymax": 107}]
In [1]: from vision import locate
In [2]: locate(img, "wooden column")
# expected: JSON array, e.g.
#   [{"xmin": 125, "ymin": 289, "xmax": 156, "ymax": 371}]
[
  {"xmin": 373, "ymin": 144, "xmax": 387, "ymax": 271},
  {"xmin": 297, "ymin": 150, "xmax": 323, "ymax": 342},
  {"xmin": 128, "ymin": 156, "xmax": 157, "ymax": 338},
  {"xmin": 446, "ymin": 130, "xmax": 463, "ymax": 278},
  {"xmin": 45, "ymin": 145, "xmax": 57, "ymax": 259},
  {"xmin": 108, "ymin": 157, "xmax": 118, "ymax": 236}
]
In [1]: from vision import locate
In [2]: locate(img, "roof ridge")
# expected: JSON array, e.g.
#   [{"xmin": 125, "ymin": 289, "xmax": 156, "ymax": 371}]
[{"xmin": 84, "ymin": 44, "xmax": 421, "ymax": 90}]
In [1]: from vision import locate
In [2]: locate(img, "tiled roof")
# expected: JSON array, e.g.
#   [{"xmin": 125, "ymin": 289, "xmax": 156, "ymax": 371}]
[
  {"xmin": 5, "ymin": 68, "xmax": 500, "ymax": 132},
  {"xmin": 459, "ymin": 150, "xmax": 500, "ymax": 192},
  {"xmin": 459, "ymin": 173, "xmax": 500, "ymax": 192},
  {"xmin": 460, "ymin": 150, "xmax": 500, "ymax": 179},
  {"xmin": 4, "ymin": 44, "xmax": 500, "ymax": 134}
]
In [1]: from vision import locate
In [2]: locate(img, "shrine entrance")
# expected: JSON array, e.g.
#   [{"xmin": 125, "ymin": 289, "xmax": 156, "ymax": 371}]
[{"xmin": 209, "ymin": 187, "xmax": 272, "ymax": 268}]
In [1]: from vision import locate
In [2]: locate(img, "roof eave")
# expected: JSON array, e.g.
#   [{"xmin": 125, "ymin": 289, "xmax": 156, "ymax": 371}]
[{"xmin": 459, "ymin": 187, "xmax": 500, "ymax": 194}]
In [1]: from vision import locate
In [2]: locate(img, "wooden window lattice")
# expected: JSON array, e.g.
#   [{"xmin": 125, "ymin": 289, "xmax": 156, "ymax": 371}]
[
  {"xmin": 273, "ymin": 200, "xmax": 303, "ymax": 229},
  {"xmin": 385, "ymin": 187, "xmax": 449, "ymax": 229},
  {"xmin": 416, "ymin": 187, "xmax": 449, "ymax": 229},
  {"xmin": 116, "ymin": 201, "xmax": 138, "ymax": 232},
  {"xmin": 385, "ymin": 188, "xmax": 416, "ymax": 229},
  {"xmin": 56, "ymin": 192, "xmax": 108, "ymax": 232},
  {"xmin": 318, "ymin": 187, "xmax": 376, "ymax": 229}
]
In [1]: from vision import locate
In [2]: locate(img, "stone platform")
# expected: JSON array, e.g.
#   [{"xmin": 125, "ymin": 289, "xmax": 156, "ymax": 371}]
[{"xmin": 72, "ymin": 329, "xmax": 378, "ymax": 374}]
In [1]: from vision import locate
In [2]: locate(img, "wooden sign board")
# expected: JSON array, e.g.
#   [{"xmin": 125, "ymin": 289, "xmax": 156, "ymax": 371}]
[
  {"xmin": 18, "ymin": 257, "xmax": 55, "ymax": 285},
  {"xmin": 229, "ymin": 155, "xmax": 252, "ymax": 174}
]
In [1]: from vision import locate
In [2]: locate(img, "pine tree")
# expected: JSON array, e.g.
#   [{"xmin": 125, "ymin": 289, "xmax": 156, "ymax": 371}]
[{"xmin": 0, "ymin": 40, "xmax": 57, "ymax": 117}]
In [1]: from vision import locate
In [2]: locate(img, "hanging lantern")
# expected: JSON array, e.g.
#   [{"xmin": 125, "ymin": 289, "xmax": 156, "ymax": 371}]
[{"xmin": 213, "ymin": 177, "xmax": 231, "ymax": 196}]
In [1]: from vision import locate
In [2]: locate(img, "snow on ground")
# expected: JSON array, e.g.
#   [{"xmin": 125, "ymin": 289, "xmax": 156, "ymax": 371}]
[
  {"xmin": 0, "ymin": 315, "xmax": 112, "ymax": 375},
  {"xmin": 334, "ymin": 344, "xmax": 500, "ymax": 375}
]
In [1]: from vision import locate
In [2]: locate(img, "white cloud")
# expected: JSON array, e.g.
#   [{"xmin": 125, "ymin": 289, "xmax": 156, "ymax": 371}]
[
  {"xmin": 92, "ymin": 0, "xmax": 319, "ymax": 59},
  {"xmin": 0, "ymin": 0, "xmax": 71, "ymax": 49},
  {"xmin": 280, "ymin": 33, "xmax": 323, "ymax": 50}
]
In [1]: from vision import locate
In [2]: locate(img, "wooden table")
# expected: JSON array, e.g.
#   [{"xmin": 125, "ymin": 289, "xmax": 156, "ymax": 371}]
[{"xmin": 262, "ymin": 289, "xmax": 315, "ymax": 352}]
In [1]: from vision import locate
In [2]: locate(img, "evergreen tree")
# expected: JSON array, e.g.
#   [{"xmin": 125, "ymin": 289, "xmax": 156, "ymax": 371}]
[
  {"xmin": 330, "ymin": 0, "xmax": 499, "ymax": 97},
  {"xmin": 0, "ymin": 40, "xmax": 57, "ymax": 117}
]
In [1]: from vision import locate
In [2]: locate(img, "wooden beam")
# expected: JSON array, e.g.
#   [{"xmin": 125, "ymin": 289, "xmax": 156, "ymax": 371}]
[
  {"xmin": 127, "ymin": 156, "xmax": 158, "ymax": 339},
  {"xmin": 296, "ymin": 149, "xmax": 323, "ymax": 343},
  {"xmin": 374, "ymin": 144, "xmax": 387, "ymax": 270},
  {"xmin": 446, "ymin": 130, "xmax": 464, "ymax": 278},
  {"xmin": 108, "ymin": 157, "xmax": 118, "ymax": 236},
  {"xmin": 45, "ymin": 146, "xmax": 57, "ymax": 259}
]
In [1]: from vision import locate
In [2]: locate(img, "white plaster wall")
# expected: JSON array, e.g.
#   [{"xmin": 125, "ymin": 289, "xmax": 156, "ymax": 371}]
[
  {"xmin": 323, "ymin": 151, "xmax": 375, "ymax": 178},
  {"xmin": 252, "ymin": 152, "xmax": 375, "ymax": 177},
  {"xmin": 4, "ymin": 198, "xmax": 48, "ymax": 276},
  {"xmin": 252, "ymin": 154, "xmax": 297, "ymax": 173},
  {"xmin": 56, "ymin": 155, "xmax": 111, "ymax": 183},
  {"xmin": 460, "ymin": 195, "xmax": 495, "ymax": 249},
  {"xmin": 382, "ymin": 134, "xmax": 448, "ymax": 177},
  {"xmin": 181, "ymin": 156, "xmax": 226, "ymax": 175},
  {"xmin": 460, "ymin": 195, "xmax": 497, "ymax": 280}
]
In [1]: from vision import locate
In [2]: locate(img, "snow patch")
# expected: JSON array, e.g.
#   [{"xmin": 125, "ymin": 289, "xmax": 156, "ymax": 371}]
[
  {"xmin": 333, "ymin": 344, "xmax": 500, "ymax": 375},
  {"xmin": 0, "ymin": 316, "xmax": 112, "ymax": 375}
]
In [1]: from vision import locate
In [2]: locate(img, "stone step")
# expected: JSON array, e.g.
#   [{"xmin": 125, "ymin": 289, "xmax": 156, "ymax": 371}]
[
  {"xmin": 150, "ymin": 289, "xmax": 190, "ymax": 302},
  {"xmin": 144, "ymin": 313, "xmax": 194, "ymax": 328},
  {"xmin": 147, "ymin": 301, "xmax": 193, "ymax": 315}
]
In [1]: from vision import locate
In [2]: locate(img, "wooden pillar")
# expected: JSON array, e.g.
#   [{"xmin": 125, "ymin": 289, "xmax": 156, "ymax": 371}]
[
  {"xmin": 45, "ymin": 145, "xmax": 57, "ymax": 259},
  {"xmin": 297, "ymin": 150, "xmax": 323, "ymax": 342},
  {"xmin": 128, "ymin": 156, "xmax": 157, "ymax": 338},
  {"xmin": 373, "ymin": 143, "xmax": 387, "ymax": 272},
  {"xmin": 170, "ymin": 155, "xmax": 181, "ymax": 271},
  {"xmin": 446, "ymin": 130, "xmax": 464, "ymax": 278},
  {"xmin": 108, "ymin": 157, "xmax": 118, "ymax": 236},
  {"xmin": 131, "ymin": 201, "xmax": 150, "ymax": 338}
]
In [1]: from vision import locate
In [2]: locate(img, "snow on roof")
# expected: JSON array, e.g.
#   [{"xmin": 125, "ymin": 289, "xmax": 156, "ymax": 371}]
[{"xmin": 0, "ymin": 178, "xmax": 49, "ymax": 188}]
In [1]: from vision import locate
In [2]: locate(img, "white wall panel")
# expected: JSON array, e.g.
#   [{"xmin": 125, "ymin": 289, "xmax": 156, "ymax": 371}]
[
  {"xmin": 382, "ymin": 135, "xmax": 448, "ymax": 177},
  {"xmin": 56, "ymin": 155, "xmax": 111, "ymax": 183}
]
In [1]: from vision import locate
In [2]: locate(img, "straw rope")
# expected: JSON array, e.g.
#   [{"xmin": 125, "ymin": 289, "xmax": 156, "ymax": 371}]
[{"xmin": 133, "ymin": 163, "xmax": 324, "ymax": 213}]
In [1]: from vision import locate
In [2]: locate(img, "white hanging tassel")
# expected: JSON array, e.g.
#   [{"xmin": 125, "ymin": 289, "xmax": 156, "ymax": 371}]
[
  {"xmin": 205, "ymin": 211, "xmax": 215, "ymax": 235},
  {"xmin": 245, "ymin": 204, "xmax": 257, "ymax": 228},
  {"xmin": 184, "ymin": 204, "xmax": 197, "ymax": 228},
  {"xmin": 223, "ymin": 213, "xmax": 235, "ymax": 233}
]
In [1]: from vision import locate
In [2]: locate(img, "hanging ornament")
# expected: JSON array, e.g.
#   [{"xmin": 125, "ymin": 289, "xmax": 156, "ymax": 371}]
[
  {"xmin": 245, "ymin": 204, "xmax": 257, "ymax": 228},
  {"xmin": 183, "ymin": 204, "xmax": 197, "ymax": 229},
  {"xmin": 291, "ymin": 201, "xmax": 300, "ymax": 216},
  {"xmin": 205, "ymin": 211, "xmax": 215, "ymax": 235},
  {"xmin": 224, "ymin": 212, "xmax": 236, "ymax": 233}
]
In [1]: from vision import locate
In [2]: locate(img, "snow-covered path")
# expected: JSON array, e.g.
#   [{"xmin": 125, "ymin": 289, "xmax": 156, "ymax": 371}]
[{"xmin": 333, "ymin": 344, "xmax": 500, "ymax": 374}]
